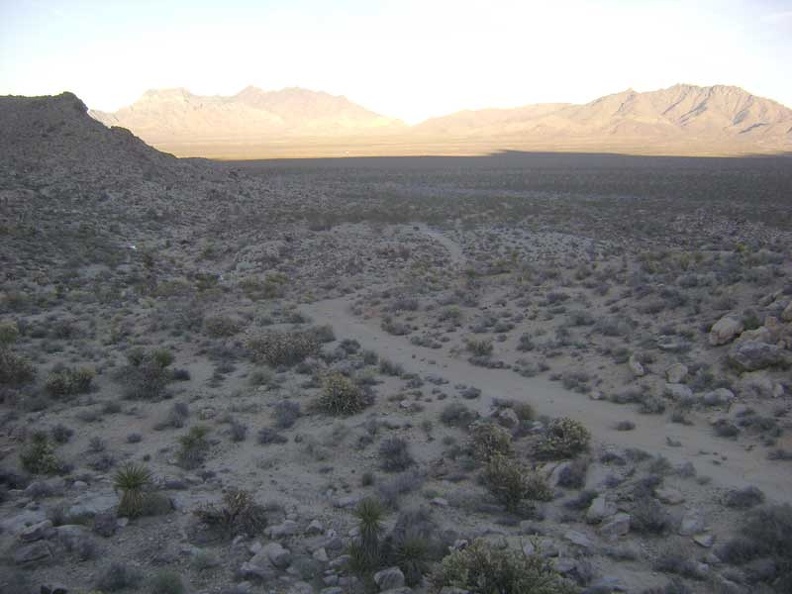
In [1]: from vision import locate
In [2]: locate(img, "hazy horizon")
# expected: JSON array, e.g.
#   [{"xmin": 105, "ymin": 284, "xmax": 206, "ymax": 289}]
[{"xmin": 2, "ymin": 0, "xmax": 792, "ymax": 124}]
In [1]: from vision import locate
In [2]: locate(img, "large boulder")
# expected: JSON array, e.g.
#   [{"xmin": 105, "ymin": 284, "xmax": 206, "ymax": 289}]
[
  {"xmin": 729, "ymin": 341, "xmax": 788, "ymax": 372},
  {"xmin": 709, "ymin": 316, "xmax": 744, "ymax": 346}
]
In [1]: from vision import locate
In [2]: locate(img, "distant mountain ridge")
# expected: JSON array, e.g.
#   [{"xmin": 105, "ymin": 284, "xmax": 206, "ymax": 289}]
[{"xmin": 88, "ymin": 84, "xmax": 792, "ymax": 157}]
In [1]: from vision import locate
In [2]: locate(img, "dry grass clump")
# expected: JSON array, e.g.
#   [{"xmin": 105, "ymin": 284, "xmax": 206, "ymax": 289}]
[
  {"xmin": 45, "ymin": 365, "xmax": 95, "ymax": 397},
  {"xmin": 193, "ymin": 488, "xmax": 267, "ymax": 539}
]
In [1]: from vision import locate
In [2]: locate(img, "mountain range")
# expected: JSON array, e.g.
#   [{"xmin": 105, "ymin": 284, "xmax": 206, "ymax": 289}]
[{"xmin": 87, "ymin": 84, "xmax": 792, "ymax": 158}]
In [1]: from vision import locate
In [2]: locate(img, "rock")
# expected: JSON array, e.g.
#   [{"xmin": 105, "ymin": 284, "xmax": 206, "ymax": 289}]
[
  {"xmin": 598, "ymin": 513, "xmax": 631, "ymax": 540},
  {"xmin": 666, "ymin": 363, "xmax": 688, "ymax": 384},
  {"xmin": 312, "ymin": 547, "xmax": 329, "ymax": 562},
  {"xmin": 694, "ymin": 533, "xmax": 715, "ymax": 548},
  {"xmin": 18, "ymin": 519, "xmax": 54, "ymax": 542},
  {"xmin": 554, "ymin": 557, "xmax": 577, "ymax": 574},
  {"xmin": 374, "ymin": 566, "xmax": 405, "ymax": 590},
  {"xmin": 40, "ymin": 584, "xmax": 69, "ymax": 594},
  {"xmin": 782, "ymin": 302, "xmax": 792, "ymax": 322},
  {"xmin": 0, "ymin": 510, "xmax": 48, "ymax": 535},
  {"xmin": 702, "ymin": 388, "xmax": 735, "ymax": 406},
  {"xmin": 497, "ymin": 407, "xmax": 520, "ymax": 429},
  {"xmin": 334, "ymin": 495, "xmax": 363, "ymax": 509},
  {"xmin": 305, "ymin": 519, "xmax": 324, "ymax": 535},
  {"xmin": 628, "ymin": 355, "xmax": 645, "ymax": 377},
  {"xmin": 68, "ymin": 492, "xmax": 117, "ymax": 518},
  {"xmin": 430, "ymin": 497, "xmax": 449, "ymax": 507},
  {"xmin": 665, "ymin": 383, "xmax": 694, "ymax": 402},
  {"xmin": 549, "ymin": 461, "xmax": 573, "ymax": 488},
  {"xmin": 656, "ymin": 487, "xmax": 685, "ymax": 505},
  {"xmin": 92, "ymin": 510, "xmax": 119, "ymax": 537},
  {"xmin": 14, "ymin": 541, "xmax": 52, "ymax": 565},
  {"xmin": 564, "ymin": 530, "xmax": 594, "ymax": 549},
  {"xmin": 238, "ymin": 559, "xmax": 277, "ymax": 581},
  {"xmin": 285, "ymin": 583, "xmax": 315, "ymax": 594},
  {"xmin": 656, "ymin": 335, "xmax": 690, "ymax": 352},
  {"xmin": 709, "ymin": 316, "xmax": 744, "ymax": 346},
  {"xmin": 262, "ymin": 541, "xmax": 292, "ymax": 569},
  {"xmin": 729, "ymin": 341, "xmax": 788, "ymax": 372},
  {"xmin": 585, "ymin": 496, "xmax": 616, "ymax": 524},
  {"xmin": 679, "ymin": 509, "xmax": 706, "ymax": 536},
  {"xmin": 439, "ymin": 589, "xmax": 469, "ymax": 594},
  {"xmin": 267, "ymin": 519, "xmax": 299, "ymax": 539},
  {"xmin": 522, "ymin": 541, "xmax": 535, "ymax": 556}
]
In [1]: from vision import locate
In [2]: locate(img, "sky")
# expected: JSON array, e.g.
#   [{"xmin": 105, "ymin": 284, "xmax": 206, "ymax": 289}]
[{"xmin": 1, "ymin": 0, "xmax": 791, "ymax": 124}]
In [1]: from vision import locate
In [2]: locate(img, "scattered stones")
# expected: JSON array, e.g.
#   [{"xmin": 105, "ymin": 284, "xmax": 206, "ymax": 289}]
[
  {"xmin": 267, "ymin": 519, "xmax": 299, "ymax": 538},
  {"xmin": 666, "ymin": 363, "xmax": 688, "ymax": 383},
  {"xmin": 262, "ymin": 541, "xmax": 292, "ymax": 569},
  {"xmin": 728, "ymin": 340, "xmax": 787, "ymax": 371}
]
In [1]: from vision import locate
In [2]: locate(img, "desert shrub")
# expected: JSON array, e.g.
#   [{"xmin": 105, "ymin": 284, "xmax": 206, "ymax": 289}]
[
  {"xmin": 615, "ymin": 420, "xmax": 636, "ymax": 431},
  {"xmin": 379, "ymin": 437, "xmax": 415, "ymax": 472},
  {"xmin": 556, "ymin": 457, "xmax": 589, "ymax": 489},
  {"xmin": 51, "ymin": 423, "xmax": 74, "ymax": 443},
  {"xmin": 272, "ymin": 399, "xmax": 301, "ymax": 429},
  {"xmin": 385, "ymin": 508, "xmax": 446, "ymax": 587},
  {"xmin": 257, "ymin": 427, "xmax": 287, "ymax": 445},
  {"xmin": 440, "ymin": 402, "xmax": 478, "ymax": 428},
  {"xmin": 116, "ymin": 347, "xmax": 174, "ymax": 400},
  {"xmin": 516, "ymin": 333, "xmax": 536, "ymax": 352},
  {"xmin": 113, "ymin": 463, "xmax": 152, "ymax": 518},
  {"xmin": 229, "ymin": 419, "xmax": 248, "ymax": 442},
  {"xmin": 194, "ymin": 488, "xmax": 267, "ymax": 539},
  {"xmin": 723, "ymin": 486, "xmax": 765, "ymax": 509},
  {"xmin": 536, "ymin": 417, "xmax": 590, "ymax": 459},
  {"xmin": 96, "ymin": 562, "xmax": 144, "ymax": 592},
  {"xmin": 377, "ymin": 469, "xmax": 425, "ymax": 509},
  {"xmin": 317, "ymin": 372, "xmax": 372, "ymax": 416},
  {"xmin": 466, "ymin": 337, "xmax": 494, "ymax": 357},
  {"xmin": 20, "ymin": 432, "xmax": 61, "ymax": 474},
  {"xmin": 248, "ymin": 329, "xmax": 319, "ymax": 367},
  {"xmin": 177, "ymin": 425, "xmax": 210, "ymax": 469},
  {"xmin": 203, "ymin": 314, "xmax": 242, "ymax": 338},
  {"xmin": 378, "ymin": 358, "xmax": 404, "ymax": 376},
  {"xmin": 469, "ymin": 421, "xmax": 513, "ymax": 462},
  {"xmin": 629, "ymin": 496, "xmax": 670, "ymax": 534},
  {"xmin": 432, "ymin": 539, "xmax": 576, "ymax": 593},
  {"xmin": 45, "ymin": 365, "xmax": 95, "ymax": 397},
  {"xmin": 149, "ymin": 570, "xmax": 186, "ymax": 594},
  {"xmin": 0, "ymin": 347, "xmax": 35, "ymax": 386},
  {"xmin": 482, "ymin": 455, "xmax": 552, "ymax": 512},
  {"xmin": 653, "ymin": 547, "xmax": 705, "ymax": 580}
]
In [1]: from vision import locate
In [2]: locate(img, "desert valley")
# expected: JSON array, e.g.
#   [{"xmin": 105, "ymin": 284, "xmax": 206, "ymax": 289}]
[{"xmin": 0, "ymin": 87, "xmax": 791, "ymax": 594}]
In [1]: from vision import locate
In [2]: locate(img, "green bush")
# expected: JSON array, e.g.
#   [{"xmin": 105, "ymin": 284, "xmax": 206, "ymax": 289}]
[
  {"xmin": 45, "ymin": 365, "xmax": 95, "ymax": 397},
  {"xmin": 536, "ymin": 417, "xmax": 590, "ymax": 459},
  {"xmin": 317, "ymin": 372, "xmax": 372, "ymax": 416},
  {"xmin": 466, "ymin": 338, "xmax": 494, "ymax": 357},
  {"xmin": 482, "ymin": 455, "xmax": 553, "ymax": 512},
  {"xmin": 0, "ymin": 323, "xmax": 34, "ymax": 386},
  {"xmin": 348, "ymin": 497, "xmax": 385, "ymax": 576},
  {"xmin": 432, "ymin": 539, "xmax": 576, "ymax": 593},
  {"xmin": 469, "ymin": 421, "xmax": 513, "ymax": 462},
  {"xmin": 115, "ymin": 348, "xmax": 174, "ymax": 400},
  {"xmin": 20, "ymin": 432, "xmax": 61, "ymax": 474},
  {"xmin": 148, "ymin": 570, "xmax": 186, "ymax": 594},
  {"xmin": 248, "ymin": 329, "xmax": 320, "ymax": 367},
  {"xmin": 203, "ymin": 315, "xmax": 242, "ymax": 338}
]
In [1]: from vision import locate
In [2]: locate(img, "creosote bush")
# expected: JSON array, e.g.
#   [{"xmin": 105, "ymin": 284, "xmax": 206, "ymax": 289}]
[
  {"xmin": 194, "ymin": 488, "xmax": 267, "ymax": 539},
  {"xmin": 0, "ymin": 321, "xmax": 34, "ymax": 386},
  {"xmin": 482, "ymin": 455, "xmax": 553, "ymax": 512},
  {"xmin": 115, "ymin": 347, "xmax": 174, "ymax": 400},
  {"xmin": 536, "ymin": 417, "xmax": 591, "ymax": 459},
  {"xmin": 379, "ymin": 437, "xmax": 416, "ymax": 472},
  {"xmin": 317, "ymin": 372, "xmax": 372, "ymax": 416},
  {"xmin": 247, "ymin": 329, "xmax": 319, "ymax": 367},
  {"xmin": 469, "ymin": 421, "xmax": 513, "ymax": 462},
  {"xmin": 20, "ymin": 432, "xmax": 61, "ymax": 474},
  {"xmin": 45, "ymin": 365, "xmax": 95, "ymax": 397},
  {"xmin": 432, "ymin": 539, "xmax": 576, "ymax": 593}
]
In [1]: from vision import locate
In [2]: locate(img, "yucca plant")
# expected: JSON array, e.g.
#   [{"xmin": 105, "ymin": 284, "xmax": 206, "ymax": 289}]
[
  {"xmin": 349, "ymin": 497, "xmax": 385, "ymax": 575},
  {"xmin": 114, "ymin": 463, "xmax": 152, "ymax": 518}
]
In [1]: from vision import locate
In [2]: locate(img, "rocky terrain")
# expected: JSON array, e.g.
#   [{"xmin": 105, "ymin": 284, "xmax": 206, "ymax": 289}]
[
  {"xmin": 1, "ymin": 93, "xmax": 792, "ymax": 594},
  {"xmin": 89, "ymin": 84, "xmax": 792, "ymax": 158}
]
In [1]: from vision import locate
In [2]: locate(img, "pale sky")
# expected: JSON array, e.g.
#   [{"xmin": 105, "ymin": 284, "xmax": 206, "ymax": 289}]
[{"xmin": 1, "ymin": 0, "xmax": 791, "ymax": 123}]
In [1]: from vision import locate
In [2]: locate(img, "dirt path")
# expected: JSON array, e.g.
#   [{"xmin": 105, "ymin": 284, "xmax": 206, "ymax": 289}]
[
  {"xmin": 303, "ymin": 295, "xmax": 792, "ymax": 504},
  {"xmin": 414, "ymin": 223, "xmax": 466, "ymax": 267}
]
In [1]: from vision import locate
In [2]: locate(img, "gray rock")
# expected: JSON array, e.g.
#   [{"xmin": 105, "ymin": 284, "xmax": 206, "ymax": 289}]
[
  {"xmin": 305, "ymin": 519, "xmax": 324, "ymax": 535},
  {"xmin": 729, "ymin": 341, "xmax": 787, "ymax": 371},
  {"xmin": 666, "ymin": 363, "xmax": 688, "ymax": 384},
  {"xmin": 14, "ymin": 541, "xmax": 52, "ymax": 565},
  {"xmin": 656, "ymin": 487, "xmax": 685, "ymax": 505},
  {"xmin": 239, "ymin": 558, "xmax": 277, "ymax": 581},
  {"xmin": 709, "ymin": 316, "xmax": 744, "ymax": 346},
  {"xmin": 68, "ymin": 492, "xmax": 117, "ymax": 518},
  {"xmin": 564, "ymin": 530, "xmax": 594, "ymax": 549},
  {"xmin": 267, "ymin": 519, "xmax": 299, "ymax": 539},
  {"xmin": 430, "ymin": 497, "xmax": 449, "ymax": 507},
  {"xmin": 665, "ymin": 383, "xmax": 694, "ymax": 402},
  {"xmin": 554, "ymin": 557, "xmax": 578, "ymax": 574},
  {"xmin": 262, "ymin": 541, "xmax": 292, "ymax": 569},
  {"xmin": 40, "ymin": 584, "xmax": 69, "ymax": 594},
  {"xmin": 18, "ymin": 519, "xmax": 54, "ymax": 542},
  {"xmin": 586, "ymin": 496, "xmax": 616, "ymax": 524},
  {"xmin": 694, "ymin": 533, "xmax": 715, "ymax": 548},
  {"xmin": 374, "ymin": 566, "xmax": 405, "ymax": 590},
  {"xmin": 92, "ymin": 510, "xmax": 119, "ymax": 537},
  {"xmin": 628, "ymin": 355, "xmax": 645, "ymax": 377},
  {"xmin": 679, "ymin": 509, "xmax": 706, "ymax": 536},
  {"xmin": 0, "ymin": 509, "xmax": 48, "ymax": 535},
  {"xmin": 334, "ymin": 495, "xmax": 363, "ymax": 509},
  {"xmin": 782, "ymin": 302, "xmax": 792, "ymax": 322},
  {"xmin": 497, "ymin": 407, "xmax": 520, "ymax": 429},
  {"xmin": 312, "ymin": 547, "xmax": 329, "ymax": 562},
  {"xmin": 702, "ymin": 388, "xmax": 735, "ymax": 406},
  {"xmin": 320, "ymin": 588, "xmax": 344, "ymax": 594},
  {"xmin": 598, "ymin": 513, "xmax": 631, "ymax": 540}
]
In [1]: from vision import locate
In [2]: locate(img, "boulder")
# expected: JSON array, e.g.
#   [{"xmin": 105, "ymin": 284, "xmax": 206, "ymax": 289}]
[
  {"xmin": 702, "ymin": 388, "xmax": 735, "ymax": 406},
  {"xmin": 14, "ymin": 541, "xmax": 52, "ymax": 565},
  {"xmin": 729, "ymin": 341, "xmax": 788, "ymax": 371},
  {"xmin": 267, "ymin": 519, "xmax": 299, "ymax": 539},
  {"xmin": 656, "ymin": 487, "xmax": 685, "ymax": 505},
  {"xmin": 664, "ymin": 383, "xmax": 694, "ymax": 402},
  {"xmin": 598, "ymin": 513, "xmax": 631, "ymax": 540},
  {"xmin": 262, "ymin": 541, "xmax": 292, "ymax": 569},
  {"xmin": 679, "ymin": 509, "xmax": 706, "ymax": 536},
  {"xmin": 666, "ymin": 363, "xmax": 688, "ymax": 384},
  {"xmin": 374, "ymin": 566, "xmax": 406, "ymax": 590},
  {"xmin": 782, "ymin": 302, "xmax": 792, "ymax": 322},
  {"xmin": 564, "ymin": 530, "xmax": 594, "ymax": 549},
  {"xmin": 628, "ymin": 355, "xmax": 645, "ymax": 377},
  {"xmin": 709, "ymin": 316, "xmax": 744, "ymax": 346},
  {"xmin": 18, "ymin": 519, "xmax": 54, "ymax": 542},
  {"xmin": 585, "ymin": 496, "xmax": 616, "ymax": 524},
  {"xmin": 693, "ymin": 533, "xmax": 715, "ymax": 548}
]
